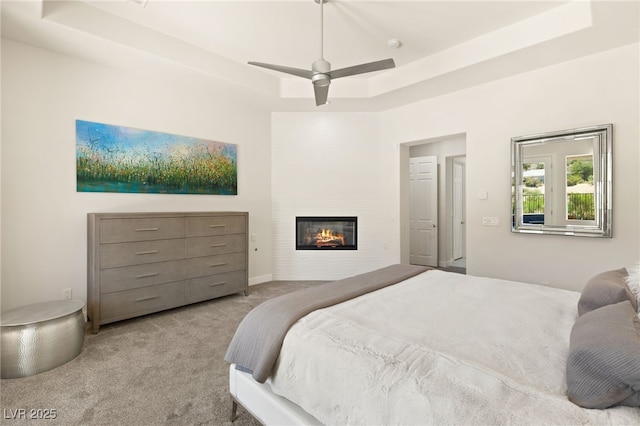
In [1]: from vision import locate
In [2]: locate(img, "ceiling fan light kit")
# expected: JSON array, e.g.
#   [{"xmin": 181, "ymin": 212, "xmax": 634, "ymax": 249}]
[{"xmin": 248, "ymin": 0, "xmax": 396, "ymax": 106}]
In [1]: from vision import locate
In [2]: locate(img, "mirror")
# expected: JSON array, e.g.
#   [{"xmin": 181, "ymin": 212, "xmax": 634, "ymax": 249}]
[{"xmin": 511, "ymin": 124, "xmax": 612, "ymax": 237}]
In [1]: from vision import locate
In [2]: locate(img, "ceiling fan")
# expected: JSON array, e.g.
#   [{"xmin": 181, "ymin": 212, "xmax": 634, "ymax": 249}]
[{"xmin": 248, "ymin": 0, "xmax": 396, "ymax": 106}]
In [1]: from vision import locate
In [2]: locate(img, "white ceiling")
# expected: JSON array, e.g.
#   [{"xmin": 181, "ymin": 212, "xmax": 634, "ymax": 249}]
[{"xmin": 2, "ymin": 0, "xmax": 639, "ymax": 111}]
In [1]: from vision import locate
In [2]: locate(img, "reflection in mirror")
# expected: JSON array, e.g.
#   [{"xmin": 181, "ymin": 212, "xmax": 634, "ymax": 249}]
[{"xmin": 511, "ymin": 124, "xmax": 612, "ymax": 237}]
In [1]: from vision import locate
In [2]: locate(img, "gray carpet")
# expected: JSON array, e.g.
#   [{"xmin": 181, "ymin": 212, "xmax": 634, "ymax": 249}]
[{"xmin": 0, "ymin": 280, "xmax": 324, "ymax": 425}]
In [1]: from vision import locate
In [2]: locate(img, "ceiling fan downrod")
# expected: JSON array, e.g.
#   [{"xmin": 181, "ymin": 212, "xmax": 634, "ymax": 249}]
[
  {"xmin": 315, "ymin": 0, "xmax": 328, "ymax": 60},
  {"xmin": 312, "ymin": 0, "xmax": 330, "ymax": 90}
]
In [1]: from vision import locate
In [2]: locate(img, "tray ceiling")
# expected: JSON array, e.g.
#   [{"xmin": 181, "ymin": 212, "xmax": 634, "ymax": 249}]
[{"xmin": 2, "ymin": 1, "xmax": 638, "ymax": 111}]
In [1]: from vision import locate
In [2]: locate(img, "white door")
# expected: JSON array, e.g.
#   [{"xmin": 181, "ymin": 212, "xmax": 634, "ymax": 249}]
[
  {"xmin": 453, "ymin": 160, "xmax": 465, "ymax": 260},
  {"xmin": 409, "ymin": 156, "xmax": 438, "ymax": 267}
]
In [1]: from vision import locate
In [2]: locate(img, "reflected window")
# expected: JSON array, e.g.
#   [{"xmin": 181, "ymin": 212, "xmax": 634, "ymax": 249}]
[
  {"xmin": 522, "ymin": 158, "xmax": 551, "ymax": 224},
  {"xmin": 566, "ymin": 154, "xmax": 595, "ymax": 221}
]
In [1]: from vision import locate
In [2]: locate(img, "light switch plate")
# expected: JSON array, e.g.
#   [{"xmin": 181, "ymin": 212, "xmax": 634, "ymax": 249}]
[{"xmin": 482, "ymin": 217, "xmax": 500, "ymax": 226}]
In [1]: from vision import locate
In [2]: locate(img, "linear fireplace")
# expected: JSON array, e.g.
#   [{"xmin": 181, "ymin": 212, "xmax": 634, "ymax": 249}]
[{"xmin": 296, "ymin": 216, "xmax": 357, "ymax": 250}]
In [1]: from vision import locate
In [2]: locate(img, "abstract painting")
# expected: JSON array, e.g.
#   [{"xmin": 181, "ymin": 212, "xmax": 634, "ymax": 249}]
[{"xmin": 76, "ymin": 120, "xmax": 237, "ymax": 195}]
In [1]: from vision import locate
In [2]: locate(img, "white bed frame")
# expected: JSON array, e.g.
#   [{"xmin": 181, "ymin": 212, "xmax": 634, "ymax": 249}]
[{"xmin": 229, "ymin": 364, "xmax": 322, "ymax": 425}]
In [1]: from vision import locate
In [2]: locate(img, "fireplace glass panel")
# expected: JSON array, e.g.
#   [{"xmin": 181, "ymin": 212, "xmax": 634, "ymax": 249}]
[{"xmin": 296, "ymin": 217, "xmax": 357, "ymax": 250}]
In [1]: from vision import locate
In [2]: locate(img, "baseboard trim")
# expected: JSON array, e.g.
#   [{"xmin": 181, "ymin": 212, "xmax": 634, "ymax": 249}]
[{"xmin": 249, "ymin": 274, "xmax": 273, "ymax": 286}]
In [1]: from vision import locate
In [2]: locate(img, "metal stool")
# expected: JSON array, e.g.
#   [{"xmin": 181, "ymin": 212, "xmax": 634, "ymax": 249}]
[{"xmin": 1, "ymin": 300, "xmax": 85, "ymax": 379}]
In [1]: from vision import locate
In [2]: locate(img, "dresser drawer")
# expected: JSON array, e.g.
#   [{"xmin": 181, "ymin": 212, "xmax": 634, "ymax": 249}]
[
  {"xmin": 99, "ymin": 260, "xmax": 187, "ymax": 294},
  {"xmin": 100, "ymin": 281, "xmax": 185, "ymax": 322},
  {"xmin": 100, "ymin": 239, "xmax": 185, "ymax": 269},
  {"xmin": 186, "ymin": 234, "xmax": 246, "ymax": 258},
  {"xmin": 185, "ymin": 270, "xmax": 247, "ymax": 304},
  {"xmin": 186, "ymin": 252, "xmax": 246, "ymax": 279},
  {"xmin": 100, "ymin": 217, "xmax": 184, "ymax": 243},
  {"xmin": 185, "ymin": 215, "xmax": 246, "ymax": 237}
]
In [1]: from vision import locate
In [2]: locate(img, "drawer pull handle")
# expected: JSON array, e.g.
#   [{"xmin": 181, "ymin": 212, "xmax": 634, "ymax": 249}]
[
  {"xmin": 136, "ymin": 250, "xmax": 159, "ymax": 255},
  {"xmin": 135, "ymin": 273, "xmax": 160, "ymax": 279},
  {"xmin": 209, "ymin": 243, "xmax": 227, "ymax": 248},
  {"xmin": 209, "ymin": 281, "xmax": 228, "ymax": 287},
  {"xmin": 209, "ymin": 262, "xmax": 227, "ymax": 268},
  {"xmin": 209, "ymin": 224, "xmax": 227, "ymax": 228},
  {"xmin": 135, "ymin": 295, "xmax": 159, "ymax": 302},
  {"xmin": 135, "ymin": 227, "xmax": 159, "ymax": 232}
]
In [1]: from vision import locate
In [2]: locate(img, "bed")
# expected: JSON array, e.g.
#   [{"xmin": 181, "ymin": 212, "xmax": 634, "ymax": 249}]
[{"xmin": 225, "ymin": 264, "xmax": 640, "ymax": 425}]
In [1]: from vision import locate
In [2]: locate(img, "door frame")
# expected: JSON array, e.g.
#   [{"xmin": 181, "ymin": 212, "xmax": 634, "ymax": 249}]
[{"xmin": 452, "ymin": 157, "xmax": 466, "ymax": 261}]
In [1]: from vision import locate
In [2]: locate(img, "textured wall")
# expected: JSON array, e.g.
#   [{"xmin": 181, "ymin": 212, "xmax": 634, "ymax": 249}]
[{"xmin": 271, "ymin": 112, "xmax": 396, "ymax": 280}]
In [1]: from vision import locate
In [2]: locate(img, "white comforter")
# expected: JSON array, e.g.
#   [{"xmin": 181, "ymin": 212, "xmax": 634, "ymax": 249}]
[{"xmin": 268, "ymin": 270, "xmax": 640, "ymax": 425}]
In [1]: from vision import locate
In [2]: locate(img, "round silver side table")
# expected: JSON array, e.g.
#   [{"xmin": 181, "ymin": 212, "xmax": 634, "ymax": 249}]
[{"xmin": 1, "ymin": 300, "xmax": 85, "ymax": 379}]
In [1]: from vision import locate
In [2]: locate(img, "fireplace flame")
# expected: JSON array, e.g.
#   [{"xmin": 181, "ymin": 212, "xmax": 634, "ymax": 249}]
[{"xmin": 314, "ymin": 228, "xmax": 345, "ymax": 247}]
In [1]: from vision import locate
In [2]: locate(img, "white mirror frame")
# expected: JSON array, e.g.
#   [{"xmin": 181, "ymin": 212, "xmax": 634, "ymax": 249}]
[{"xmin": 511, "ymin": 124, "xmax": 612, "ymax": 237}]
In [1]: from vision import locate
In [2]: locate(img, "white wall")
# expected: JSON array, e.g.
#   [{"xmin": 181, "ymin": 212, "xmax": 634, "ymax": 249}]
[
  {"xmin": 1, "ymin": 40, "xmax": 273, "ymax": 311},
  {"xmin": 3, "ymin": 40, "xmax": 638, "ymax": 307},
  {"xmin": 271, "ymin": 44, "xmax": 638, "ymax": 289},
  {"xmin": 382, "ymin": 43, "xmax": 640, "ymax": 291},
  {"xmin": 271, "ymin": 112, "xmax": 398, "ymax": 280}
]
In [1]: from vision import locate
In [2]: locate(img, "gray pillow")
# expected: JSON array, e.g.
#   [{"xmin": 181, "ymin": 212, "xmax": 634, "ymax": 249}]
[
  {"xmin": 566, "ymin": 301, "xmax": 640, "ymax": 409},
  {"xmin": 577, "ymin": 268, "xmax": 638, "ymax": 316}
]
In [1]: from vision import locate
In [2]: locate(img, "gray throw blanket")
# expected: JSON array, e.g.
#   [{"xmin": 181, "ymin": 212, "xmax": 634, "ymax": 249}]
[{"xmin": 224, "ymin": 264, "xmax": 430, "ymax": 383}]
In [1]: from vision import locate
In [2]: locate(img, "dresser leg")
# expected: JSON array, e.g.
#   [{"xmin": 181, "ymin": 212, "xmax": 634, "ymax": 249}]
[{"xmin": 230, "ymin": 399, "xmax": 238, "ymax": 422}]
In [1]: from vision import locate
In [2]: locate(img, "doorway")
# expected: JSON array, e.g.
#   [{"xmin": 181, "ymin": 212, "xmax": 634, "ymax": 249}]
[{"xmin": 401, "ymin": 134, "xmax": 467, "ymax": 271}]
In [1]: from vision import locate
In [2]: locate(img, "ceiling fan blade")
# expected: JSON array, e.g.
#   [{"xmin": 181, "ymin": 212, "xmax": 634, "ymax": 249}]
[
  {"xmin": 329, "ymin": 58, "xmax": 395, "ymax": 79},
  {"xmin": 248, "ymin": 62, "xmax": 314, "ymax": 79},
  {"xmin": 314, "ymin": 84, "xmax": 329, "ymax": 106}
]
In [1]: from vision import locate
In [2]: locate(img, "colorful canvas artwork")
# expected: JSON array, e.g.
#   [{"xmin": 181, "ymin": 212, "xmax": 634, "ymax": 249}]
[{"xmin": 76, "ymin": 120, "xmax": 237, "ymax": 195}]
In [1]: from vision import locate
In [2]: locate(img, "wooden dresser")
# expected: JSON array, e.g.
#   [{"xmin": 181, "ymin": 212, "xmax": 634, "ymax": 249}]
[{"xmin": 87, "ymin": 212, "xmax": 248, "ymax": 333}]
